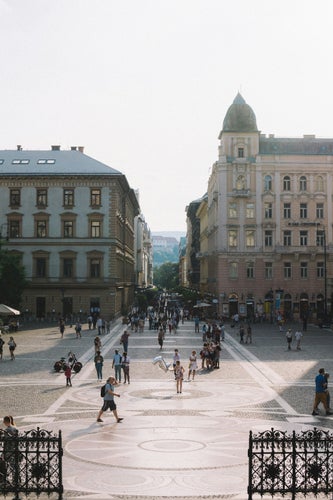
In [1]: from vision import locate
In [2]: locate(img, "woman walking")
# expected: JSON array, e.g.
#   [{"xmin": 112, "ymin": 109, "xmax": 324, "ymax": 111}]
[
  {"xmin": 158, "ymin": 327, "xmax": 164, "ymax": 350},
  {"xmin": 8, "ymin": 337, "xmax": 16, "ymax": 360},
  {"xmin": 188, "ymin": 350, "xmax": 198, "ymax": 381},
  {"xmin": 94, "ymin": 351, "xmax": 104, "ymax": 381},
  {"xmin": 175, "ymin": 360, "xmax": 184, "ymax": 394}
]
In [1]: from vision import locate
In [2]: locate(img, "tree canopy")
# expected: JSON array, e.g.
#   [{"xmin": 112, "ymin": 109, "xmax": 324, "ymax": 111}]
[
  {"xmin": 0, "ymin": 251, "xmax": 27, "ymax": 308},
  {"xmin": 153, "ymin": 262, "xmax": 179, "ymax": 290}
]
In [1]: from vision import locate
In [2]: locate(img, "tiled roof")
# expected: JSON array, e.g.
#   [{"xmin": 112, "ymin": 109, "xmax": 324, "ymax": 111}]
[{"xmin": 0, "ymin": 149, "xmax": 122, "ymax": 176}]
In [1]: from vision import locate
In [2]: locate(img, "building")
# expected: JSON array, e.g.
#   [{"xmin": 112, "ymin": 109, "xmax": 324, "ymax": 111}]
[
  {"xmin": 199, "ymin": 93, "xmax": 333, "ymax": 321},
  {"xmin": 134, "ymin": 212, "xmax": 153, "ymax": 289},
  {"xmin": 0, "ymin": 145, "xmax": 140, "ymax": 320}
]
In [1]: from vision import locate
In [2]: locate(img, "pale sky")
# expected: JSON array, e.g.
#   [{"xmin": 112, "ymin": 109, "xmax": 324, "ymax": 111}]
[{"xmin": 1, "ymin": 0, "xmax": 333, "ymax": 232}]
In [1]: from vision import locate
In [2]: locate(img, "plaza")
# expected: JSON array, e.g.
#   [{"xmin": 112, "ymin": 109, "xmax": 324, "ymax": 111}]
[{"xmin": 0, "ymin": 317, "xmax": 332, "ymax": 499}]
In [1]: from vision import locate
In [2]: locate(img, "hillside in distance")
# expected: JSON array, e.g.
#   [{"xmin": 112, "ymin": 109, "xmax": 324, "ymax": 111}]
[{"xmin": 152, "ymin": 231, "xmax": 185, "ymax": 267}]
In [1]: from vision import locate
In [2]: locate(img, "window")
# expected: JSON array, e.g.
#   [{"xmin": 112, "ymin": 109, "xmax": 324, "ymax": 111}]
[
  {"xmin": 283, "ymin": 176, "xmax": 291, "ymax": 191},
  {"xmin": 91, "ymin": 221, "xmax": 101, "ymax": 238},
  {"xmin": 63, "ymin": 258, "xmax": 73, "ymax": 278},
  {"xmin": 300, "ymin": 203, "xmax": 307, "ymax": 219},
  {"xmin": 284, "ymin": 262, "xmax": 292, "ymax": 279},
  {"xmin": 63, "ymin": 220, "xmax": 74, "ymax": 238},
  {"xmin": 37, "ymin": 159, "xmax": 55, "ymax": 164},
  {"xmin": 300, "ymin": 231, "xmax": 308, "ymax": 246},
  {"xmin": 283, "ymin": 230, "xmax": 292, "ymax": 246},
  {"xmin": 64, "ymin": 189, "xmax": 74, "ymax": 207},
  {"xmin": 265, "ymin": 262, "xmax": 273, "ymax": 279},
  {"xmin": 300, "ymin": 261, "xmax": 308, "ymax": 278},
  {"xmin": 90, "ymin": 258, "xmax": 101, "ymax": 278},
  {"xmin": 229, "ymin": 262, "xmax": 238, "ymax": 278},
  {"xmin": 36, "ymin": 258, "xmax": 46, "ymax": 278},
  {"xmin": 36, "ymin": 220, "xmax": 47, "ymax": 238},
  {"xmin": 264, "ymin": 202, "xmax": 273, "ymax": 219},
  {"xmin": 316, "ymin": 203, "xmax": 324, "ymax": 219},
  {"xmin": 12, "ymin": 159, "xmax": 29, "ymax": 164},
  {"xmin": 9, "ymin": 220, "xmax": 20, "ymax": 238},
  {"xmin": 316, "ymin": 176, "xmax": 324, "ymax": 191},
  {"xmin": 238, "ymin": 147, "xmax": 244, "ymax": 158},
  {"xmin": 91, "ymin": 188, "xmax": 102, "ymax": 207},
  {"xmin": 246, "ymin": 230, "xmax": 255, "ymax": 247},
  {"xmin": 228, "ymin": 230, "xmax": 237, "ymax": 247},
  {"xmin": 264, "ymin": 230, "xmax": 273, "ymax": 247},
  {"xmin": 299, "ymin": 176, "xmax": 307, "ymax": 191},
  {"xmin": 246, "ymin": 203, "xmax": 254, "ymax": 218},
  {"xmin": 36, "ymin": 189, "xmax": 47, "ymax": 208},
  {"xmin": 264, "ymin": 174, "xmax": 272, "ymax": 191},
  {"xmin": 228, "ymin": 202, "xmax": 237, "ymax": 218},
  {"xmin": 246, "ymin": 262, "xmax": 254, "ymax": 278},
  {"xmin": 317, "ymin": 262, "xmax": 324, "ymax": 278},
  {"xmin": 10, "ymin": 189, "xmax": 20, "ymax": 207},
  {"xmin": 283, "ymin": 203, "xmax": 291, "ymax": 219},
  {"xmin": 317, "ymin": 230, "xmax": 325, "ymax": 247}
]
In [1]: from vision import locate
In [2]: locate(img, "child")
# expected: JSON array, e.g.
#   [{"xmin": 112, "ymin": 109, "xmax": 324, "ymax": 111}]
[{"xmin": 64, "ymin": 364, "xmax": 72, "ymax": 387}]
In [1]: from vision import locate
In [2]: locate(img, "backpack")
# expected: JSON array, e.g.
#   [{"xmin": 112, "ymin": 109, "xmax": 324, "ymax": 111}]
[{"xmin": 100, "ymin": 384, "xmax": 106, "ymax": 397}]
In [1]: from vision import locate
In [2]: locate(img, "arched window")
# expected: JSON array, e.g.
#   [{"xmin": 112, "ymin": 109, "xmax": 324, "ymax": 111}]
[
  {"xmin": 264, "ymin": 175, "xmax": 272, "ymax": 191},
  {"xmin": 283, "ymin": 175, "xmax": 291, "ymax": 191},
  {"xmin": 299, "ymin": 176, "xmax": 307, "ymax": 191}
]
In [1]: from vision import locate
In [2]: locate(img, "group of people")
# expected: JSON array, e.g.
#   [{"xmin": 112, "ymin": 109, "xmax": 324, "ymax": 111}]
[
  {"xmin": 312, "ymin": 368, "xmax": 331, "ymax": 416},
  {"xmin": 0, "ymin": 335, "xmax": 16, "ymax": 360},
  {"xmin": 285, "ymin": 328, "xmax": 303, "ymax": 350}
]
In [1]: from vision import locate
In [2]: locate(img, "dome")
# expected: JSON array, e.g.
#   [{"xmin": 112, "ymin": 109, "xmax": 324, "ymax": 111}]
[{"xmin": 222, "ymin": 93, "xmax": 258, "ymax": 133}]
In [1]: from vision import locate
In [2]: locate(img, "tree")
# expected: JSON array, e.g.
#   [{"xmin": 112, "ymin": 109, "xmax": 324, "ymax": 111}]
[
  {"xmin": 0, "ymin": 251, "xmax": 27, "ymax": 308},
  {"xmin": 154, "ymin": 262, "xmax": 179, "ymax": 290}
]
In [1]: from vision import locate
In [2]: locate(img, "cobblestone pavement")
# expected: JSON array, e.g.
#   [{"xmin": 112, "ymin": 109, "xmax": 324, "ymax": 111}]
[{"xmin": 0, "ymin": 318, "xmax": 333, "ymax": 499}]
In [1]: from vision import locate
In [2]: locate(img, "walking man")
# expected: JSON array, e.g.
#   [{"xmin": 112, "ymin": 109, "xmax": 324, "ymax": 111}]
[
  {"xmin": 112, "ymin": 349, "xmax": 122, "ymax": 382},
  {"xmin": 294, "ymin": 329, "xmax": 303, "ymax": 350},
  {"xmin": 97, "ymin": 376, "xmax": 123, "ymax": 423},
  {"xmin": 312, "ymin": 368, "xmax": 332, "ymax": 416}
]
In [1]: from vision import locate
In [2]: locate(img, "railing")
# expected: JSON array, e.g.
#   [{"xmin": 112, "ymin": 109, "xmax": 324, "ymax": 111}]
[
  {"xmin": 248, "ymin": 427, "xmax": 333, "ymax": 499},
  {"xmin": 0, "ymin": 427, "xmax": 63, "ymax": 499}
]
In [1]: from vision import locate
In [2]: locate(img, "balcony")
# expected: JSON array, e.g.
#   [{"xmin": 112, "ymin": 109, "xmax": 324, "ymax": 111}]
[{"xmin": 231, "ymin": 188, "xmax": 250, "ymax": 197}]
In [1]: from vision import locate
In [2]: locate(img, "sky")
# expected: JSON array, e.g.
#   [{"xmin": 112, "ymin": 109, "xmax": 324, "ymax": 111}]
[{"xmin": 1, "ymin": 0, "xmax": 333, "ymax": 232}]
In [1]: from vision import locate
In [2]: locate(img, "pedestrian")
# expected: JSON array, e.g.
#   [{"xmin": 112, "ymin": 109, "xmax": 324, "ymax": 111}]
[
  {"xmin": 94, "ymin": 336, "xmax": 101, "ymax": 353},
  {"xmin": 87, "ymin": 314, "xmax": 93, "ymax": 330},
  {"xmin": 194, "ymin": 315, "xmax": 200, "ymax": 333},
  {"xmin": 239, "ymin": 323, "xmax": 245, "ymax": 343},
  {"xmin": 312, "ymin": 368, "xmax": 332, "ymax": 416},
  {"xmin": 64, "ymin": 364, "xmax": 72, "ymax": 387},
  {"xmin": 3, "ymin": 415, "xmax": 17, "ymax": 435},
  {"xmin": 112, "ymin": 349, "xmax": 122, "ymax": 382},
  {"xmin": 175, "ymin": 360, "xmax": 184, "ymax": 393},
  {"xmin": 220, "ymin": 323, "xmax": 225, "ymax": 341},
  {"xmin": 8, "ymin": 336, "xmax": 16, "ymax": 360},
  {"xmin": 120, "ymin": 330, "xmax": 130, "ymax": 352},
  {"xmin": 173, "ymin": 349, "xmax": 180, "ymax": 378},
  {"xmin": 295, "ymin": 329, "xmax": 303, "ymax": 350},
  {"xmin": 158, "ymin": 327, "xmax": 164, "ymax": 350},
  {"xmin": 96, "ymin": 376, "xmax": 123, "ymax": 423},
  {"xmin": 286, "ymin": 329, "xmax": 293, "ymax": 350},
  {"xmin": 245, "ymin": 325, "xmax": 252, "ymax": 344},
  {"xmin": 2, "ymin": 415, "xmax": 19, "ymax": 469},
  {"xmin": 75, "ymin": 321, "xmax": 82, "ymax": 338},
  {"xmin": 94, "ymin": 351, "xmax": 104, "ymax": 381},
  {"xmin": 0, "ymin": 334, "xmax": 4, "ymax": 359},
  {"xmin": 97, "ymin": 317, "xmax": 103, "ymax": 335},
  {"xmin": 188, "ymin": 350, "xmax": 198, "ymax": 381},
  {"xmin": 59, "ymin": 318, "xmax": 65, "ymax": 338},
  {"xmin": 122, "ymin": 351, "xmax": 130, "ymax": 384}
]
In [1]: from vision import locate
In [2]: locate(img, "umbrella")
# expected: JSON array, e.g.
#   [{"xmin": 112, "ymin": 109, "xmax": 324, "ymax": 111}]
[
  {"xmin": 0, "ymin": 304, "xmax": 20, "ymax": 315},
  {"xmin": 194, "ymin": 302, "xmax": 212, "ymax": 308}
]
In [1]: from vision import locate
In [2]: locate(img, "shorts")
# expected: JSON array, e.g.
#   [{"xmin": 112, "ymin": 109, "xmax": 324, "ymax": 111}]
[{"xmin": 102, "ymin": 400, "xmax": 116, "ymax": 412}]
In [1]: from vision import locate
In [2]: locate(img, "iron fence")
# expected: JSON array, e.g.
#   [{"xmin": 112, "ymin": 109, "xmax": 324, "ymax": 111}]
[
  {"xmin": 248, "ymin": 427, "xmax": 333, "ymax": 499},
  {"xmin": 0, "ymin": 427, "xmax": 63, "ymax": 499}
]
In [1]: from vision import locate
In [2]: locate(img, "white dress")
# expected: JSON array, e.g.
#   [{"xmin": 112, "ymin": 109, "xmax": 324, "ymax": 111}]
[{"xmin": 189, "ymin": 355, "xmax": 198, "ymax": 370}]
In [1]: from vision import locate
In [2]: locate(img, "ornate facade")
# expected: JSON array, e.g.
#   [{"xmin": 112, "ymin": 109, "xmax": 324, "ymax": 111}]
[
  {"xmin": 197, "ymin": 93, "xmax": 333, "ymax": 321},
  {"xmin": 0, "ymin": 145, "xmax": 140, "ymax": 320}
]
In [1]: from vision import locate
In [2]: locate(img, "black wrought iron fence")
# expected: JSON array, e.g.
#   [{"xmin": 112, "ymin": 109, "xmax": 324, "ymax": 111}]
[
  {"xmin": 248, "ymin": 427, "xmax": 333, "ymax": 499},
  {"xmin": 0, "ymin": 427, "xmax": 63, "ymax": 499}
]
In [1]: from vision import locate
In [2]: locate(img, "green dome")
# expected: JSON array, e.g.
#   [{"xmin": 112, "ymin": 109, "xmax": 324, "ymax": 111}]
[{"xmin": 222, "ymin": 93, "xmax": 258, "ymax": 133}]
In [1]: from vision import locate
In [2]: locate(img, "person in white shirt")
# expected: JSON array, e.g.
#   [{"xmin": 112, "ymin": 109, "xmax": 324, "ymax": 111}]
[{"xmin": 295, "ymin": 330, "xmax": 303, "ymax": 350}]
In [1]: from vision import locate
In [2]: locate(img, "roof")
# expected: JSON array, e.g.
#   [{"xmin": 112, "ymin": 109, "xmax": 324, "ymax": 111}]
[
  {"xmin": 0, "ymin": 149, "xmax": 122, "ymax": 176},
  {"xmin": 259, "ymin": 136, "xmax": 333, "ymax": 155},
  {"xmin": 221, "ymin": 93, "xmax": 258, "ymax": 134}
]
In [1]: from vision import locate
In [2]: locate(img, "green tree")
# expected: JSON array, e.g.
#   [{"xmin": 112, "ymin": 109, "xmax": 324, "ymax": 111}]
[
  {"xmin": 154, "ymin": 262, "xmax": 179, "ymax": 290},
  {"xmin": 0, "ymin": 251, "xmax": 27, "ymax": 308}
]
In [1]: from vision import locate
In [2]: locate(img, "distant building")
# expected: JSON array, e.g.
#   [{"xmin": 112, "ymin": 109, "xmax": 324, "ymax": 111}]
[
  {"xmin": 134, "ymin": 212, "xmax": 153, "ymax": 288},
  {"xmin": 152, "ymin": 235, "xmax": 178, "ymax": 248},
  {"xmin": 0, "ymin": 145, "xmax": 140, "ymax": 320},
  {"xmin": 196, "ymin": 93, "xmax": 333, "ymax": 321},
  {"xmin": 178, "ymin": 236, "xmax": 187, "ymax": 287}
]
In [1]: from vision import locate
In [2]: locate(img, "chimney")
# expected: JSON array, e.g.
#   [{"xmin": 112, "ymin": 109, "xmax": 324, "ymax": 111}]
[
  {"xmin": 78, "ymin": 146, "xmax": 84, "ymax": 153},
  {"xmin": 51, "ymin": 145, "xmax": 61, "ymax": 151},
  {"xmin": 70, "ymin": 146, "xmax": 77, "ymax": 151},
  {"xmin": 17, "ymin": 145, "xmax": 22, "ymax": 151}
]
